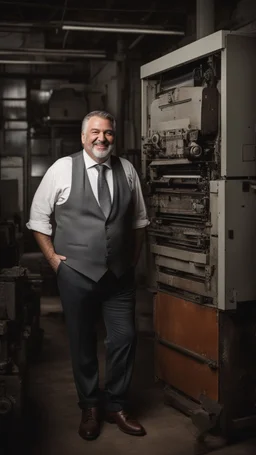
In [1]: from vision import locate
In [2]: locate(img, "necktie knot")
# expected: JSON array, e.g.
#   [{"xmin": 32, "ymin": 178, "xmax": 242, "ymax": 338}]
[{"xmin": 95, "ymin": 164, "xmax": 106, "ymax": 174}]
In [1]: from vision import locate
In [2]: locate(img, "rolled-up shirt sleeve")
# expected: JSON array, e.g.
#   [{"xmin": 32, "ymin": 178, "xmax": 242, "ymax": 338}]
[
  {"xmin": 26, "ymin": 166, "xmax": 57, "ymax": 236},
  {"xmin": 131, "ymin": 167, "xmax": 150, "ymax": 230}
]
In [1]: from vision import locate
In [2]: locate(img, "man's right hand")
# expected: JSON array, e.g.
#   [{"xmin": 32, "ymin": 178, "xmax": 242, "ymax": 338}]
[
  {"xmin": 49, "ymin": 253, "xmax": 67, "ymax": 273},
  {"xmin": 32, "ymin": 232, "xmax": 67, "ymax": 274}
]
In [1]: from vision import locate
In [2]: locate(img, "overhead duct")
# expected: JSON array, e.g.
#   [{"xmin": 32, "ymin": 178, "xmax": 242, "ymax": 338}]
[{"xmin": 196, "ymin": 0, "xmax": 215, "ymax": 39}]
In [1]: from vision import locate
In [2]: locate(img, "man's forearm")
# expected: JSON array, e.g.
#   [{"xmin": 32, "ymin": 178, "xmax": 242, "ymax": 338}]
[
  {"xmin": 33, "ymin": 231, "xmax": 55, "ymax": 261},
  {"xmin": 33, "ymin": 231, "xmax": 66, "ymax": 271},
  {"xmin": 132, "ymin": 228, "xmax": 146, "ymax": 267}
]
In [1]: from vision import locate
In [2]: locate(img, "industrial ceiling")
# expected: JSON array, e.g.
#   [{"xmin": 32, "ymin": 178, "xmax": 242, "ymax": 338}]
[{"xmin": 0, "ymin": 0, "xmax": 196, "ymax": 63}]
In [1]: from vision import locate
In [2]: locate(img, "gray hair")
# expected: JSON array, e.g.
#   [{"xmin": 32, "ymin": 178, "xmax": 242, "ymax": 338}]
[{"xmin": 81, "ymin": 110, "xmax": 116, "ymax": 134}]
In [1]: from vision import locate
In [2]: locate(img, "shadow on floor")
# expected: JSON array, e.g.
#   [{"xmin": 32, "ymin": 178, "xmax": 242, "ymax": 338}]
[{"xmin": 3, "ymin": 297, "xmax": 256, "ymax": 455}]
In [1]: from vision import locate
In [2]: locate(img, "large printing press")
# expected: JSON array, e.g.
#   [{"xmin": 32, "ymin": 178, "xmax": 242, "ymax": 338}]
[{"xmin": 141, "ymin": 31, "xmax": 256, "ymax": 439}]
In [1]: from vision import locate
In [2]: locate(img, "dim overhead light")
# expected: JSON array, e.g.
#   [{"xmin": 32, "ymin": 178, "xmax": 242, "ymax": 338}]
[
  {"xmin": 62, "ymin": 24, "xmax": 184, "ymax": 36},
  {"xmin": 0, "ymin": 49, "xmax": 107, "ymax": 59}
]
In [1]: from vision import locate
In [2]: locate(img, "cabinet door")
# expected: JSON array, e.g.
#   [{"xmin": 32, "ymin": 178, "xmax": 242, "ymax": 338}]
[
  {"xmin": 221, "ymin": 34, "xmax": 256, "ymax": 177},
  {"xmin": 218, "ymin": 180, "xmax": 256, "ymax": 310}
]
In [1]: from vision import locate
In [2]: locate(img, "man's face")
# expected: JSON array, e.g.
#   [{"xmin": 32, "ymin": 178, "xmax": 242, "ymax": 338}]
[{"xmin": 81, "ymin": 116, "xmax": 115, "ymax": 163}]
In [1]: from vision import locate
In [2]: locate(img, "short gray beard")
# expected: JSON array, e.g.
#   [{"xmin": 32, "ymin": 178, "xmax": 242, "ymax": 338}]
[{"xmin": 91, "ymin": 143, "xmax": 114, "ymax": 159}]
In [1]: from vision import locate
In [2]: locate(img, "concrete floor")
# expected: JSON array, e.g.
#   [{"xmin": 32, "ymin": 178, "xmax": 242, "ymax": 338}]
[{"xmin": 18, "ymin": 293, "xmax": 256, "ymax": 455}]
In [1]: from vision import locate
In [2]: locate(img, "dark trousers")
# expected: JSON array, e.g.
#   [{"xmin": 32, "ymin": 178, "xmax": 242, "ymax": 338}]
[{"xmin": 57, "ymin": 262, "xmax": 136, "ymax": 412}]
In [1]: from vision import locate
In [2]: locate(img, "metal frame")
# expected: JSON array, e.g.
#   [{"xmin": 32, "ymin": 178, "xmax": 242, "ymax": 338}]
[
  {"xmin": 140, "ymin": 30, "xmax": 229, "ymax": 79},
  {"xmin": 217, "ymin": 180, "xmax": 226, "ymax": 310},
  {"xmin": 221, "ymin": 34, "xmax": 256, "ymax": 178},
  {"xmin": 220, "ymin": 47, "xmax": 227, "ymax": 178},
  {"xmin": 219, "ymin": 34, "xmax": 256, "ymax": 309},
  {"xmin": 141, "ymin": 79, "xmax": 148, "ymax": 179}
]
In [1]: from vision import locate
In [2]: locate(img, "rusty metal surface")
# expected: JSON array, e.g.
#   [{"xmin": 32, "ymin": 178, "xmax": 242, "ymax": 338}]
[
  {"xmin": 154, "ymin": 292, "xmax": 219, "ymax": 402},
  {"xmin": 155, "ymin": 343, "xmax": 218, "ymax": 401},
  {"xmin": 154, "ymin": 293, "xmax": 256, "ymax": 435},
  {"xmin": 157, "ymin": 337, "xmax": 218, "ymax": 369},
  {"xmin": 154, "ymin": 292, "xmax": 218, "ymax": 360}
]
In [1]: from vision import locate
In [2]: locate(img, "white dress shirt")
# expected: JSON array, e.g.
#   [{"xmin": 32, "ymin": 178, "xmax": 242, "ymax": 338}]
[{"xmin": 27, "ymin": 150, "xmax": 149, "ymax": 236}]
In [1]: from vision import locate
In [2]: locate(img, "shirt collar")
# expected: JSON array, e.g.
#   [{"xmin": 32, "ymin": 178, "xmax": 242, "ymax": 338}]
[{"xmin": 83, "ymin": 149, "xmax": 112, "ymax": 170}]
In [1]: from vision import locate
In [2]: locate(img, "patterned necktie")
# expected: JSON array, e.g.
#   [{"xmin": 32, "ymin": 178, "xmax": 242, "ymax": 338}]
[{"xmin": 95, "ymin": 164, "xmax": 111, "ymax": 219}]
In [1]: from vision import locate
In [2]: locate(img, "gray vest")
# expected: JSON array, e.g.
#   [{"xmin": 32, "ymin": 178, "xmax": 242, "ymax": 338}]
[{"xmin": 54, "ymin": 151, "xmax": 134, "ymax": 281}]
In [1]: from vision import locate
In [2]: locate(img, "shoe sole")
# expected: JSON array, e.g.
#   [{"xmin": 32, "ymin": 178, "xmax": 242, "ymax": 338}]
[
  {"xmin": 78, "ymin": 429, "xmax": 100, "ymax": 441},
  {"xmin": 105, "ymin": 419, "xmax": 146, "ymax": 436},
  {"xmin": 118, "ymin": 427, "xmax": 146, "ymax": 437}
]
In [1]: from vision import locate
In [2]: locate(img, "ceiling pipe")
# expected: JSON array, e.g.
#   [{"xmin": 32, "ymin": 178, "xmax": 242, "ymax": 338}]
[
  {"xmin": 0, "ymin": 60, "xmax": 73, "ymax": 65},
  {"xmin": 0, "ymin": 49, "xmax": 107, "ymax": 58},
  {"xmin": 128, "ymin": 35, "xmax": 145, "ymax": 50},
  {"xmin": 62, "ymin": 25, "xmax": 184, "ymax": 36},
  {"xmin": 0, "ymin": 21, "xmax": 184, "ymax": 33},
  {"xmin": 10, "ymin": 48, "xmax": 105, "ymax": 54}
]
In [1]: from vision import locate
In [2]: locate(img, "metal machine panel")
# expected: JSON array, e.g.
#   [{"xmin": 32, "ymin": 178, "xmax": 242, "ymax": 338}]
[
  {"xmin": 155, "ymin": 256, "xmax": 205, "ymax": 277},
  {"xmin": 156, "ymin": 345, "xmax": 219, "ymax": 402},
  {"xmin": 155, "ymin": 292, "xmax": 218, "ymax": 359},
  {"xmin": 218, "ymin": 179, "xmax": 256, "ymax": 310},
  {"xmin": 149, "ymin": 191, "xmax": 205, "ymax": 215},
  {"xmin": 157, "ymin": 271, "xmax": 212, "ymax": 297},
  {"xmin": 140, "ymin": 30, "xmax": 228, "ymax": 78},
  {"xmin": 145, "ymin": 86, "xmax": 218, "ymax": 161},
  {"xmin": 150, "ymin": 244, "xmax": 208, "ymax": 264},
  {"xmin": 221, "ymin": 34, "xmax": 256, "ymax": 177},
  {"xmin": 150, "ymin": 87, "xmax": 218, "ymax": 135},
  {"xmin": 155, "ymin": 292, "xmax": 218, "ymax": 402}
]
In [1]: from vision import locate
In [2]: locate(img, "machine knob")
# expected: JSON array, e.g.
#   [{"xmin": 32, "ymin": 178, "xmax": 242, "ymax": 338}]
[
  {"xmin": 151, "ymin": 133, "xmax": 160, "ymax": 147},
  {"xmin": 189, "ymin": 142, "xmax": 202, "ymax": 159}
]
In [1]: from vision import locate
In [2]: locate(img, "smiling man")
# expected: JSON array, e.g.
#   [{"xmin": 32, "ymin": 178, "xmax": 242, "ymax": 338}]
[{"xmin": 27, "ymin": 110, "xmax": 149, "ymax": 441}]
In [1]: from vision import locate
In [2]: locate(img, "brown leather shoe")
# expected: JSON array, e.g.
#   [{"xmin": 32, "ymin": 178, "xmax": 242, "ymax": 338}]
[
  {"xmin": 78, "ymin": 407, "xmax": 100, "ymax": 440},
  {"xmin": 105, "ymin": 410, "xmax": 146, "ymax": 436}
]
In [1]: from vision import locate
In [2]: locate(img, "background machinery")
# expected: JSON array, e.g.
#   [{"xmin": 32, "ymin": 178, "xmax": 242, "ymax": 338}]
[{"xmin": 141, "ymin": 30, "xmax": 256, "ymax": 439}]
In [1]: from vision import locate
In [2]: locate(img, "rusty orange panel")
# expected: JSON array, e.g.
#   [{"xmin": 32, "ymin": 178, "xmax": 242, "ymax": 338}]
[
  {"xmin": 154, "ymin": 292, "xmax": 218, "ymax": 361},
  {"xmin": 155, "ymin": 343, "xmax": 219, "ymax": 402}
]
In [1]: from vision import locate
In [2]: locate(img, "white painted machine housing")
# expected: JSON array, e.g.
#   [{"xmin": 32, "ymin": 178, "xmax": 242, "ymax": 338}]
[{"xmin": 141, "ymin": 30, "xmax": 256, "ymax": 310}]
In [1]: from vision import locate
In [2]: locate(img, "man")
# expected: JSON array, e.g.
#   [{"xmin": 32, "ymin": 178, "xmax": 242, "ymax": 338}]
[{"xmin": 27, "ymin": 110, "xmax": 149, "ymax": 440}]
